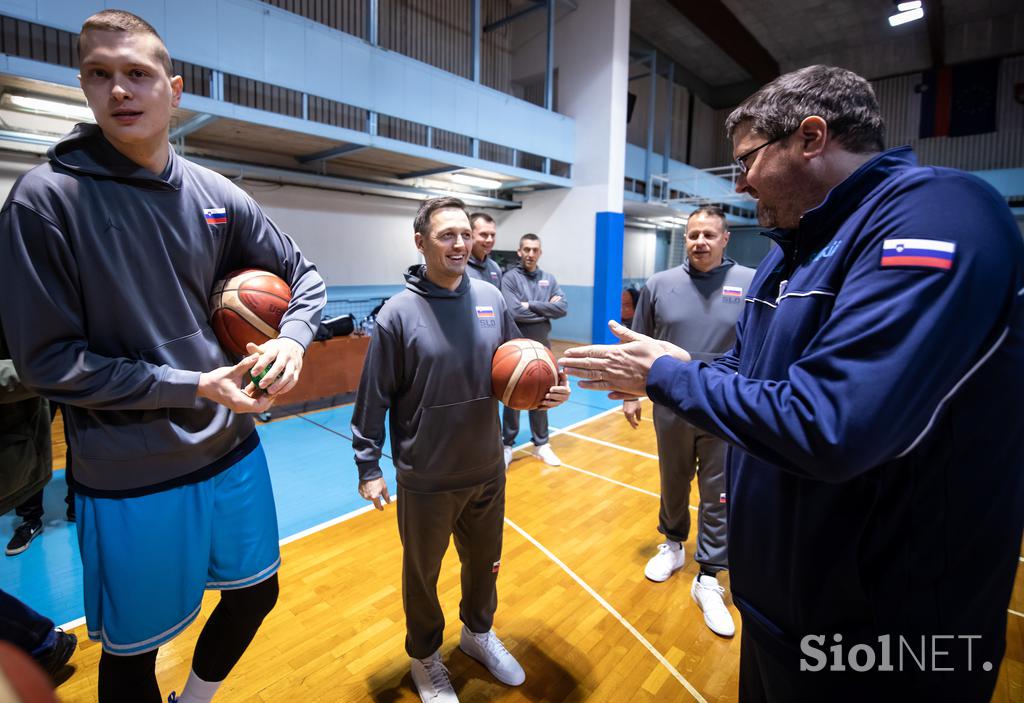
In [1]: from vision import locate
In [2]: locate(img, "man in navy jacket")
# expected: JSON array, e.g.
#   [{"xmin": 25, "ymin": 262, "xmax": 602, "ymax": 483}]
[{"xmin": 561, "ymin": 65, "xmax": 1024, "ymax": 702}]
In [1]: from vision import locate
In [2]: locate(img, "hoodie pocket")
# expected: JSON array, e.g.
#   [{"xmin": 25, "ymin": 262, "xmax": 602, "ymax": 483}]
[
  {"xmin": 136, "ymin": 328, "xmax": 233, "ymax": 457},
  {"xmin": 410, "ymin": 396, "xmax": 500, "ymax": 475}
]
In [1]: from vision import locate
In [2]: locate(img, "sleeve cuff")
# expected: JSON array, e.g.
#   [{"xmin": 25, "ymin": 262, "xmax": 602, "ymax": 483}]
[
  {"xmin": 357, "ymin": 462, "xmax": 384, "ymax": 483},
  {"xmin": 645, "ymin": 354, "xmax": 688, "ymax": 405},
  {"xmin": 279, "ymin": 319, "xmax": 315, "ymax": 350},
  {"xmin": 159, "ymin": 368, "xmax": 202, "ymax": 408}
]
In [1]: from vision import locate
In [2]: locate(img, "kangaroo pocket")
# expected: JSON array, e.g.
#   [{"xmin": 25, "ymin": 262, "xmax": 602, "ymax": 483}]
[
  {"xmin": 410, "ymin": 397, "xmax": 500, "ymax": 475},
  {"xmin": 72, "ymin": 328, "xmax": 231, "ymax": 461}
]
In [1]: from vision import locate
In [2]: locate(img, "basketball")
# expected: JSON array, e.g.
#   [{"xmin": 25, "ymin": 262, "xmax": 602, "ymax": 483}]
[
  {"xmin": 0, "ymin": 642, "xmax": 59, "ymax": 702},
  {"xmin": 492, "ymin": 339, "xmax": 560, "ymax": 411},
  {"xmin": 210, "ymin": 269, "xmax": 292, "ymax": 357}
]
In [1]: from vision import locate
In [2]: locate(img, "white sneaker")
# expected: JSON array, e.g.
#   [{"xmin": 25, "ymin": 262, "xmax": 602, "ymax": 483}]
[
  {"xmin": 691, "ymin": 573, "xmax": 736, "ymax": 637},
  {"xmin": 644, "ymin": 542, "xmax": 685, "ymax": 582},
  {"xmin": 410, "ymin": 652, "xmax": 459, "ymax": 702},
  {"xmin": 503, "ymin": 445, "xmax": 513, "ymax": 469},
  {"xmin": 459, "ymin": 626, "xmax": 525, "ymax": 686},
  {"xmin": 533, "ymin": 443, "xmax": 561, "ymax": 466}
]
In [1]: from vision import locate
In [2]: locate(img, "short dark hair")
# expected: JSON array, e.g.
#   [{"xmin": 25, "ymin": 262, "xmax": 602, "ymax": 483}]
[
  {"xmin": 519, "ymin": 233, "xmax": 541, "ymax": 248},
  {"xmin": 79, "ymin": 10, "xmax": 174, "ymax": 77},
  {"xmin": 689, "ymin": 205, "xmax": 728, "ymax": 229},
  {"xmin": 414, "ymin": 197, "xmax": 469, "ymax": 236},
  {"xmin": 469, "ymin": 212, "xmax": 495, "ymax": 228},
  {"xmin": 725, "ymin": 65, "xmax": 884, "ymax": 154}
]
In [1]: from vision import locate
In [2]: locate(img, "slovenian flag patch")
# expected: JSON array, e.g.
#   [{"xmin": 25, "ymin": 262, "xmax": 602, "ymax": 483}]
[
  {"xmin": 722, "ymin": 286, "xmax": 743, "ymax": 298},
  {"xmin": 203, "ymin": 207, "xmax": 227, "ymax": 225},
  {"xmin": 880, "ymin": 238, "xmax": 955, "ymax": 270},
  {"xmin": 476, "ymin": 306, "xmax": 495, "ymax": 318}
]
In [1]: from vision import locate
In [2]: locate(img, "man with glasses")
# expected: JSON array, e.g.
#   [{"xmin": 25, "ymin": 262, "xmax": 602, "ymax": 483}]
[{"xmin": 559, "ymin": 65, "xmax": 1024, "ymax": 702}]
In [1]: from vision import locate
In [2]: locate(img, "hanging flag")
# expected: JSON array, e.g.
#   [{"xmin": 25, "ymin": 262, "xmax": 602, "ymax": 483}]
[{"xmin": 919, "ymin": 58, "xmax": 1000, "ymax": 138}]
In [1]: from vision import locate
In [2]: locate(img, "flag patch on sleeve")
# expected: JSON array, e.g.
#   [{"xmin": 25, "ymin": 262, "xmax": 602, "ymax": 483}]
[
  {"xmin": 492, "ymin": 560, "xmax": 501, "ymax": 573},
  {"xmin": 476, "ymin": 306, "xmax": 495, "ymax": 318},
  {"xmin": 203, "ymin": 207, "xmax": 228, "ymax": 225},
  {"xmin": 880, "ymin": 238, "xmax": 955, "ymax": 270}
]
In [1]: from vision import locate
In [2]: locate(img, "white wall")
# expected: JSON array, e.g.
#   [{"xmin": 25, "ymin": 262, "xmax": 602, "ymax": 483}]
[
  {"xmin": 622, "ymin": 226, "xmax": 656, "ymax": 281},
  {"xmin": 243, "ymin": 184, "xmax": 421, "ymax": 288}
]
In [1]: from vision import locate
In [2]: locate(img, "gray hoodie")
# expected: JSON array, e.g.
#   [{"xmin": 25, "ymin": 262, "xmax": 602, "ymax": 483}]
[
  {"xmin": 352, "ymin": 265, "xmax": 520, "ymax": 492},
  {"xmin": 500, "ymin": 265, "xmax": 567, "ymax": 344},
  {"xmin": 631, "ymin": 257, "xmax": 755, "ymax": 362},
  {"xmin": 0, "ymin": 124, "xmax": 325, "ymax": 496},
  {"xmin": 466, "ymin": 254, "xmax": 502, "ymax": 288}
]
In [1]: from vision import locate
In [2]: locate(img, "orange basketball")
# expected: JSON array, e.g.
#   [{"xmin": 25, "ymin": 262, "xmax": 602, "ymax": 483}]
[
  {"xmin": 0, "ymin": 642, "xmax": 59, "ymax": 702},
  {"xmin": 210, "ymin": 269, "xmax": 292, "ymax": 357},
  {"xmin": 492, "ymin": 339, "xmax": 559, "ymax": 411}
]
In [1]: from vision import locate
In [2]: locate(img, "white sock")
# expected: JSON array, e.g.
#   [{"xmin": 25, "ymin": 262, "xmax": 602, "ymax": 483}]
[{"xmin": 175, "ymin": 670, "xmax": 222, "ymax": 703}]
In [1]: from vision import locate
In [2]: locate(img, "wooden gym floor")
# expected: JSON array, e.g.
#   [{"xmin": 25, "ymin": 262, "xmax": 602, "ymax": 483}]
[{"xmin": 52, "ymin": 395, "xmax": 1024, "ymax": 702}]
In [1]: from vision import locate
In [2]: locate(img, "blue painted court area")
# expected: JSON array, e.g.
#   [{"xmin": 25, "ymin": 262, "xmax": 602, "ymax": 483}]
[{"xmin": 0, "ymin": 387, "xmax": 617, "ymax": 627}]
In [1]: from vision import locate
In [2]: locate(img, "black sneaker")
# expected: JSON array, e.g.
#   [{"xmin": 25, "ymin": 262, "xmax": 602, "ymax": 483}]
[
  {"xmin": 34, "ymin": 629, "xmax": 76, "ymax": 682},
  {"xmin": 5, "ymin": 520, "xmax": 43, "ymax": 556}
]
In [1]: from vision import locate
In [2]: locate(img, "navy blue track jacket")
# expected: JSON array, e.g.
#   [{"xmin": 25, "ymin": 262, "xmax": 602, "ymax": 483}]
[{"xmin": 647, "ymin": 148, "xmax": 1024, "ymax": 685}]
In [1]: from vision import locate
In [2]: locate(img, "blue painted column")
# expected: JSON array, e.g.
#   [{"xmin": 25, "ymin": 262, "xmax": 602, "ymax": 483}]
[{"xmin": 592, "ymin": 211, "xmax": 624, "ymax": 343}]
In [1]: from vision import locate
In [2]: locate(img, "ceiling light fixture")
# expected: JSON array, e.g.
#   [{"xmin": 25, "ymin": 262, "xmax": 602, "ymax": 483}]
[
  {"xmin": 896, "ymin": 1, "xmax": 922, "ymax": 11},
  {"xmin": 450, "ymin": 173, "xmax": 502, "ymax": 190},
  {"xmin": 1, "ymin": 93, "xmax": 94, "ymax": 122},
  {"xmin": 888, "ymin": 7, "xmax": 924, "ymax": 26}
]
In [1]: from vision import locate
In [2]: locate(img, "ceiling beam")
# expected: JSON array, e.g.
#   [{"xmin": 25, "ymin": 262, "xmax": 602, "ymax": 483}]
[
  {"xmin": 296, "ymin": 143, "xmax": 367, "ymax": 164},
  {"xmin": 927, "ymin": 0, "xmax": 945, "ymax": 68},
  {"xmin": 398, "ymin": 165, "xmax": 460, "ymax": 179},
  {"xmin": 630, "ymin": 35, "xmax": 760, "ymax": 110},
  {"xmin": 662, "ymin": 0, "xmax": 779, "ymax": 85},
  {"xmin": 169, "ymin": 113, "xmax": 218, "ymax": 140}
]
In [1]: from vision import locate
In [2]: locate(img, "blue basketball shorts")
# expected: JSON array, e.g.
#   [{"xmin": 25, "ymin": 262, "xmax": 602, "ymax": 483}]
[{"xmin": 75, "ymin": 441, "xmax": 280, "ymax": 655}]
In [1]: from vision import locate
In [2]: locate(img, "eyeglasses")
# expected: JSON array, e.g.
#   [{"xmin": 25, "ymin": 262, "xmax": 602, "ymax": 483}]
[{"xmin": 734, "ymin": 131, "xmax": 792, "ymax": 174}]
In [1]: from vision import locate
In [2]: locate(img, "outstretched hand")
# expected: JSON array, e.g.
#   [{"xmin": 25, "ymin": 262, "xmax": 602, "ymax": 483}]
[{"xmin": 558, "ymin": 320, "xmax": 690, "ymax": 399}]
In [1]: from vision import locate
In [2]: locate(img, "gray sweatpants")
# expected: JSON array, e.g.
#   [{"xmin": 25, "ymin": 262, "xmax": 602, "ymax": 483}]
[
  {"xmin": 501, "ymin": 405, "xmax": 549, "ymax": 447},
  {"xmin": 652, "ymin": 403, "xmax": 728, "ymax": 573},
  {"xmin": 397, "ymin": 474, "xmax": 506, "ymax": 659}
]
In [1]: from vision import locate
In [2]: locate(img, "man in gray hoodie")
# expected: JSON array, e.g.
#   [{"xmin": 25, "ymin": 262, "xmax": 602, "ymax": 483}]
[
  {"xmin": 500, "ymin": 234, "xmax": 568, "ymax": 467},
  {"xmin": 623, "ymin": 206, "xmax": 754, "ymax": 638},
  {"xmin": 465, "ymin": 212, "xmax": 503, "ymax": 288},
  {"xmin": 352, "ymin": 197, "xmax": 569, "ymax": 703},
  {"xmin": 0, "ymin": 11, "xmax": 325, "ymax": 703}
]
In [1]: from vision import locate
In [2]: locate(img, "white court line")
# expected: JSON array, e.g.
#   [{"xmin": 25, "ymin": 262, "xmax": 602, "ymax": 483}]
[
  {"xmin": 280, "ymin": 502, "xmax": 393, "ymax": 546},
  {"xmin": 557, "ymin": 429, "xmax": 660, "ymax": 461},
  {"xmin": 1009, "ymin": 609, "xmax": 1024, "ymax": 619},
  {"xmin": 560, "ymin": 461, "xmax": 661, "ymax": 498},
  {"xmin": 505, "ymin": 517, "xmax": 707, "ymax": 703},
  {"xmin": 511, "ymin": 405, "xmax": 623, "ymax": 453},
  {"xmin": 59, "ymin": 616, "xmax": 86, "ymax": 631}
]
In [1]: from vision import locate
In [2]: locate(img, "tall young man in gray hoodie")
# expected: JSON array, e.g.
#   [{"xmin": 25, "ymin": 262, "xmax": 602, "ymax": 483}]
[
  {"xmin": 623, "ymin": 206, "xmax": 754, "ymax": 637},
  {"xmin": 0, "ymin": 11, "xmax": 325, "ymax": 703},
  {"xmin": 500, "ymin": 234, "xmax": 568, "ymax": 467},
  {"xmin": 352, "ymin": 197, "xmax": 569, "ymax": 703}
]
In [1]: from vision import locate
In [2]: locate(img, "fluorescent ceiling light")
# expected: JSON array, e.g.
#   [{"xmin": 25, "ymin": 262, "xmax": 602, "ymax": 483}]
[
  {"xmin": 451, "ymin": 173, "xmax": 502, "ymax": 189},
  {"xmin": 2, "ymin": 93, "xmax": 94, "ymax": 122},
  {"xmin": 896, "ymin": 1, "xmax": 922, "ymax": 11},
  {"xmin": 888, "ymin": 7, "xmax": 924, "ymax": 26}
]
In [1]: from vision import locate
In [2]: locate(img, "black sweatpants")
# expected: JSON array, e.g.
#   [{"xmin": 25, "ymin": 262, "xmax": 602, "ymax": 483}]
[{"xmin": 397, "ymin": 474, "xmax": 505, "ymax": 659}]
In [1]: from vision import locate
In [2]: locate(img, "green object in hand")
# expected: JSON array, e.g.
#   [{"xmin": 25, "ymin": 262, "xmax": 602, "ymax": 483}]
[{"xmin": 248, "ymin": 361, "xmax": 273, "ymax": 395}]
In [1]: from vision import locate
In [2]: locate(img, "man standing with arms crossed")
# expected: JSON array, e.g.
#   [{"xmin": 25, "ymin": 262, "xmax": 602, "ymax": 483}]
[
  {"xmin": 500, "ymin": 234, "xmax": 568, "ymax": 467},
  {"xmin": 466, "ymin": 212, "xmax": 503, "ymax": 288},
  {"xmin": 0, "ymin": 11, "xmax": 325, "ymax": 702},
  {"xmin": 625, "ymin": 206, "xmax": 754, "ymax": 637},
  {"xmin": 352, "ymin": 197, "xmax": 569, "ymax": 703}
]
